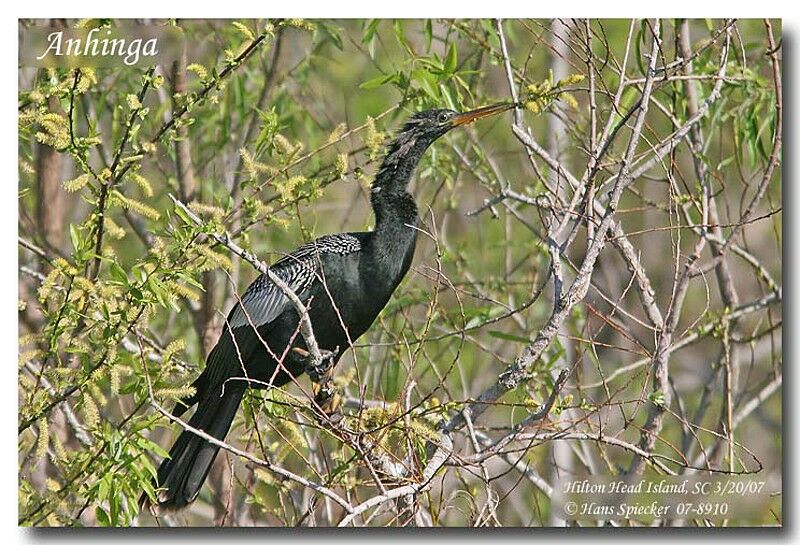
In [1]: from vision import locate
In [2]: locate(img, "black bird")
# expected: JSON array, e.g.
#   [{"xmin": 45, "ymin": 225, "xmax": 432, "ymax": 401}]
[{"xmin": 148, "ymin": 103, "xmax": 512, "ymax": 510}]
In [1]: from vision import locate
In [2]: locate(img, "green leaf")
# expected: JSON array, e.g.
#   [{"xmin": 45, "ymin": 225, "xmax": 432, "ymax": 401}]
[
  {"xmin": 137, "ymin": 437, "xmax": 170, "ymax": 459},
  {"xmin": 412, "ymin": 69, "xmax": 439, "ymax": 99},
  {"xmin": 362, "ymin": 19, "xmax": 381, "ymax": 44},
  {"xmin": 95, "ymin": 506, "xmax": 110, "ymax": 527},
  {"xmin": 318, "ymin": 22, "xmax": 343, "ymax": 51},
  {"xmin": 444, "ymin": 42, "xmax": 458, "ymax": 74},
  {"xmin": 489, "ymin": 330, "xmax": 531, "ymax": 344},
  {"xmin": 129, "ymin": 286, "xmax": 144, "ymax": 302},
  {"xmin": 172, "ymin": 200, "xmax": 192, "ymax": 226},
  {"xmin": 393, "ymin": 19, "xmax": 406, "ymax": 48},
  {"xmin": 108, "ymin": 261, "xmax": 128, "ymax": 286},
  {"xmin": 440, "ymin": 84, "xmax": 457, "ymax": 110},
  {"xmin": 716, "ymin": 155, "xmax": 735, "ymax": 170},
  {"xmin": 635, "ymin": 20, "xmax": 647, "ymax": 76},
  {"xmin": 360, "ymin": 73, "xmax": 395, "ymax": 90},
  {"xmin": 69, "ymin": 224, "xmax": 81, "ymax": 253},
  {"xmin": 424, "ymin": 20, "xmax": 433, "ymax": 52},
  {"xmin": 109, "ymin": 488, "xmax": 119, "ymax": 525}
]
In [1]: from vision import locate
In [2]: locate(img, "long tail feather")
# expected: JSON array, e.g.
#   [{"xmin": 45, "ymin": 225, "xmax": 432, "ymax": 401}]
[{"xmin": 151, "ymin": 386, "xmax": 244, "ymax": 510}]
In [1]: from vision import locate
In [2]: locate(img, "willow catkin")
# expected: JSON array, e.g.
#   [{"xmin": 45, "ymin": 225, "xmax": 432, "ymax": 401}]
[{"xmin": 35, "ymin": 418, "xmax": 50, "ymax": 460}]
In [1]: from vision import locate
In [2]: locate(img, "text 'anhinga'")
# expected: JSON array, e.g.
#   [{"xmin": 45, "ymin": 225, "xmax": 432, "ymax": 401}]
[{"xmin": 148, "ymin": 102, "xmax": 512, "ymax": 510}]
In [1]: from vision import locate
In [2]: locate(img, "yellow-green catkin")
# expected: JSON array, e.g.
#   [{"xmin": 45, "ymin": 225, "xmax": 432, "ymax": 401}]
[
  {"xmin": 35, "ymin": 418, "xmax": 49, "ymax": 459},
  {"xmin": 195, "ymin": 245, "xmax": 232, "ymax": 271},
  {"xmin": 72, "ymin": 276, "xmax": 94, "ymax": 295},
  {"xmin": 557, "ymin": 73, "xmax": 585, "ymax": 87},
  {"xmin": 126, "ymin": 94, "xmax": 142, "ymax": 110},
  {"xmin": 109, "ymin": 365, "xmax": 121, "ymax": 396},
  {"xmin": 187, "ymin": 63, "xmax": 208, "ymax": 80},
  {"xmin": 19, "ymin": 349, "xmax": 42, "ymax": 368},
  {"xmin": 19, "ymin": 333, "xmax": 39, "ymax": 348},
  {"xmin": 273, "ymin": 134, "xmax": 302, "ymax": 159},
  {"xmin": 364, "ymin": 117, "xmax": 385, "ymax": 159},
  {"xmin": 169, "ymin": 281, "xmax": 200, "ymax": 302},
  {"xmin": 240, "ymin": 148, "xmax": 258, "ymax": 178},
  {"xmin": 327, "ymin": 123, "xmax": 347, "ymax": 145},
  {"xmin": 188, "ymin": 201, "xmax": 226, "ymax": 223},
  {"xmin": 111, "ymin": 190, "xmax": 160, "ymax": 221},
  {"xmin": 155, "ymin": 385, "xmax": 196, "ymax": 401},
  {"xmin": 335, "ymin": 153, "xmax": 349, "ymax": 178},
  {"xmin": 239, "ymin": 148, "xmax": 278, "ymax": 178},
  {"xmin": 561, "ymin": 92, "xmax": 579, "ymax": 109},
  {"xmin": 286, "ymin": 19, "xmax": 316, "ymax": 31},
  {"xmin": 232, "ymin": 21, "xmax": 255, "ymax": 41},
  {"xmin": 51, "ymin": 433, "xmax": 69, "ymax": 462},
  {"xmin": 45, "ymin": 478, "xmax": 61, "ymax": 493},
  {"xmin": 63, "ymin": 173, "xmax": 90, "ymax": 192},
  {"xmin": 274, "ymin": 175, "xmax": 305, "ymax": 203},
  {"xmin": 82, "ymin": 395, "xmax": 99, "ymax": 429},
  {"xmin": 163, "ymin": 339, "xmax": 185, "ymax": 362},
  {"xmin": 19, "ymin": 159, "xmax": 35, "ymax": 175},
  {"xmin": 525, "ymin": 101, "xmax": 541, "ymax": 114},
  {"xmin": 148, "ymin": 236, "xmax": 166, "ymax": 260},
  {"xmin": 36, "ymin": 113, "xmax": 70, "ymax": 150},
  {"xmin": 104, "ymin": 218, "xmax": 126, "ymax": 240},
  {"xmin": 130, "ymin": 173, "xmax": 153, "ymax": 197},
  {"xmin": 38, "ymin": 267, "xmax": 62, "ymax": 304},
  {"xmin": 76, "ymin": 68, "xmax": 98, "ymax": 93},
  {"xmin": 408, "ymin": 418, "xmax": 438, "ymax": 442},
  {"xmin": 27, "ymin": 90, "xmax": 45, "ymax": 105}
]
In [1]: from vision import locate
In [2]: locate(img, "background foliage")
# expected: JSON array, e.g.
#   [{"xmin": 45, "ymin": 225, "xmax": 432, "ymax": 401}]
[{"xmin": 18, "ymin": 18, "xmax": 781, "ymax": 527}]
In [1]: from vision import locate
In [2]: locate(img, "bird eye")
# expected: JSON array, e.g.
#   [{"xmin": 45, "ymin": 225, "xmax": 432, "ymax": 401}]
[{"xmin": 437, "ymin": 112, "xmax": 451, "ymax": 123}]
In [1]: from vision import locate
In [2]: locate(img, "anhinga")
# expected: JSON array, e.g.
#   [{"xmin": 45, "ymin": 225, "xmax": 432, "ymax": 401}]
[{"xmin": 149, "ymin": 103, "xmax": 512, "ymax": 510}]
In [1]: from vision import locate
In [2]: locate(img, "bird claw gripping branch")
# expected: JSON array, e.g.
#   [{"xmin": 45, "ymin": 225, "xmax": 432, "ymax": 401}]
[
  {"xmin": 296, "ymin": 346, "xmax": 339, "ymax": 383},
  {"xmin": 295, "ymin": 346, "xmax": 342, "ymax": 417}
]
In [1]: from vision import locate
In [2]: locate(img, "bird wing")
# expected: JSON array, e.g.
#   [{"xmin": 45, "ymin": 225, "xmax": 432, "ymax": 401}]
[
  {"xmin": 178, "ymin": 233, "xmax": 364, "ymax": 412},
  {"xmin": 226, "ymin": 233, "xmax": 362, "ymax": 331}
]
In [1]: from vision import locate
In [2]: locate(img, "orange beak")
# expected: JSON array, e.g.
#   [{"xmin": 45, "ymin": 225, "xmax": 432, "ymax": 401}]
[{"xmin": 451, "ymin": 102, "xmax": 514, "ymax": 127}]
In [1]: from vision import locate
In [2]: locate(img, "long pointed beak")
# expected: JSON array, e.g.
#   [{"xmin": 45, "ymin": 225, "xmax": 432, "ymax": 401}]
[{"xmin": 451, "ymin": 102, "xmax": 514, "ymax": 127}]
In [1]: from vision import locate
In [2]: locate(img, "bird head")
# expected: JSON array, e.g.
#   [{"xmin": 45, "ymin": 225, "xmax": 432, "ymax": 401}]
[
  {"xmin": 400, "ymin": 103, "xmax": 514, "ymax": 143},
  {"xmin": 381, "ymin": 103, "xmax": 513, "ymax": 173}
]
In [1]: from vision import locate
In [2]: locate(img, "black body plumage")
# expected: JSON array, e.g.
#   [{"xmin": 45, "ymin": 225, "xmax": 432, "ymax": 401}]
[{"xmin": 148, "ymin": 106, "xmax": 509, "ymax": 510}]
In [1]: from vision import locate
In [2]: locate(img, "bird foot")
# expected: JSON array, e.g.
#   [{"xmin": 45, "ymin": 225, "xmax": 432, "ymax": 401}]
[
  {"xmin": 299, "ymin": 346, "xmax": 339, "ymax": 383},
  {"xmin": 312, "ymin": 380, "xmax": 342, "ymax": 420}
]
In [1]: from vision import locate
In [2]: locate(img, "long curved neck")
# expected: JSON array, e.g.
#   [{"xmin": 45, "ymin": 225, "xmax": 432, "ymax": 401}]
[
  {"xmin": 364, "ymin": 136, "xmax": 426, "ymax": 288},
  {"xmin": 370, "ymin": 134, "xmax": 427, "ymax": 230}
]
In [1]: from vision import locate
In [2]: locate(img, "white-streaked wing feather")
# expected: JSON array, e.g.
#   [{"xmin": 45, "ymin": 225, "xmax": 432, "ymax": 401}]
[{"xmin": 226, "ymin": 234, "xmax": 361, "ymax": 330}]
